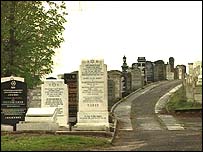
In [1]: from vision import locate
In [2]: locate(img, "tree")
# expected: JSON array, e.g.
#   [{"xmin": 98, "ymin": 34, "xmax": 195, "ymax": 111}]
[{"xmin": 1, "ymin": 1, "xmax": 68, "ymax": 88}]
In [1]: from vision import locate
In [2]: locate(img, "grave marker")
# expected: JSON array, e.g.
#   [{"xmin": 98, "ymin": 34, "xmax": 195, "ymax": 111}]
[
  {"xmin": 1, "ymin": 76, "xmax": 27, "ymax": 129},
  {"xmin": 41, "ymin": 79, "xmax": 69, "ymax": 127},
  {"xmin": 74, "ymin": 59, "xmax": 109, "ymax": 130}
]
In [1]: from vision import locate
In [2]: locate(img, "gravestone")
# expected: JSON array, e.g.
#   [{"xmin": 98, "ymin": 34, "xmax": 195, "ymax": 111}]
[
  {"xmin": 64, "ymin": 73, "xmax": 78, "ymax": 125},
  {"xmin": 74, "ymin": 59, "xmax": 109, "ymax": 130},
  {"xmin": 108, "ymin": 70, "xmax": 122, "ymax": 100},
  {"xmin": 108, "ymin": 79, "xmax": 115, "ymax": 102},
  {"xmin": 41, "ymin": 79, "xmax": 69, "ymax": 127},
  {"xmin": 1, "ymin": 76, "xmax": 27, "ymax": 130},
  {"xmin": 130, "ymin": 68, "xmax": 142, "ymax": 91}
]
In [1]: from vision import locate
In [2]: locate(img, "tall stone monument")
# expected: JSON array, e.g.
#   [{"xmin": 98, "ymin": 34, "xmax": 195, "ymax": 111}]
[
  {"xmin": 74, "ymin": 59, "xmax": 109, "ymax": 130},
  {"xmin": 41, "ymin": 79, "xmax": 69, "ymax": 127}
]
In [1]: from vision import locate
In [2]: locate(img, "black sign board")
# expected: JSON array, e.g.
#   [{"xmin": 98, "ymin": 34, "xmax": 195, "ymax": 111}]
[{"xmin": 1, "ymin": 80, "xmax": 27, "ymax": 126}]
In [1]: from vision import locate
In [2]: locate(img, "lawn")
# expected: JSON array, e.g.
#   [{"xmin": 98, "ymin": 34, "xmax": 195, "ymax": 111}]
[{"xmin": 1, "ymin": 133, "xmax": 111, "ymax": 151}]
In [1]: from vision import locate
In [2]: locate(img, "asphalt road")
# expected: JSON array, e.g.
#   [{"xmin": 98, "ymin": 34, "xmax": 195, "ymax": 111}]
[{"xmin": 93, "ymin": 80, "xmax": 202, "ymax": 151}]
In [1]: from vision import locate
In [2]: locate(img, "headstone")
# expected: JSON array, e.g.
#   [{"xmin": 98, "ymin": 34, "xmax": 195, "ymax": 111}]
[
  {"xmin": 108, "ymin": 70, "xmax": 122, "ymax": 100},
  {"xmin": 130, "ymin": 68, "xmax": 142, "ymax": 91},
  {"xmin": 126, "ymin": 72, "xmax": 132, "ymax": 94},
  {"xmin": 166, "ymin": 63, "xmax": 174, "ymax": 80},
  {"xmin": 196, "ymin": 75, "xmax": 202, "ymax": 86},
  {"xmin": 145, "ymin": 61, "xmax": 154, "ymax": 83},
  {"xmin": 74, "ymin": 59, "xmax": 109, "ymax": 130},
  {"xmin": 194, "ymin": 86, "xmax": 202, "ymax": 103},
  {"xmin": 108, "ymin": 79, "xmax": 115, "ymax": 109},
  {"xmin": 137, "ymin": 57, "xmax": 146, "ymax": 83},
  {"xmin": 41, "ymin": 79, "xmax": 69, "ymax": 127},
  {"xmin": 154, "ymin": 60, "xmax": 165, "ymax": 81},
  {"xmin": 1, "ymin": 76, "xmax": 27, "ymax": 130},
  {"xmin": 64, "ymin": 73, "xmax": 78, "ymax": 124}
]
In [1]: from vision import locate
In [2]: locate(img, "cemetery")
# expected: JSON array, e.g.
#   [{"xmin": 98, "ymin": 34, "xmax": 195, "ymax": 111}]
[
  {"xmin": 1, "ymin": 57, "xmax": 202, "ymax": 151},
  {"xmin": 1, "ymin": 57, "xmax": 202, "ymax": 132}
]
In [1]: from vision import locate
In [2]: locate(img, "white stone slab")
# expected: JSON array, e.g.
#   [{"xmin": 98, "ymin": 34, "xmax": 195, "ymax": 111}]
[
  {"xmin": 25, "ymin": 107, "xmax": 58, "ymax": 123},
  {"xmin": 41, "ymin": 79, "xmax": 68, "ymax": 127},
  {"xmin": 1, "ymin": 76, "xmax": 24, "ymax": 82},
  {"xmin": 75, "ymin": 59, "xmax": 109, "ymax": 130},
  {"xmin": 26, "ymin": 107, "xmax": 57, "ymax": 117}
]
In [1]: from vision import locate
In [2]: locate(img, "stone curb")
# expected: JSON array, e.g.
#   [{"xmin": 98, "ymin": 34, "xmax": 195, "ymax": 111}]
[
  {"xmin": 154, "ymin": 83, "xmax": 184, "ymax": 130},
  {"xmin": 155, "ymin": 84, "xmax": 183, "ymax": 114}
]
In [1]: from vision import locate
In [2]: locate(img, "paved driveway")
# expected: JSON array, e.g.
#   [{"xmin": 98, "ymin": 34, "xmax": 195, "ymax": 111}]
[{"xmin": 93, "ymin": 80, "xmax": 202, "ymax": 151}]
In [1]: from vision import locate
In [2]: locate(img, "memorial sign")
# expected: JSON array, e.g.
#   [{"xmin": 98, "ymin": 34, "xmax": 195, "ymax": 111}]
[
  {"xmin": 1, "ymin": 76, "xmax": 27, "ymax": 127},
  {"xmin": 74, "ymin": 59, "xmax": 109, "ymax": 130}
]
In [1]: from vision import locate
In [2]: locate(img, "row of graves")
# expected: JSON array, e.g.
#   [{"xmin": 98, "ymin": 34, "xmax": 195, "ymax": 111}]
[
  {"xmin": 184, "ymin": 61, "xmax": 202, "ymax": 104},
  {"xmin": 120, "ymin": 56, "xmax": 188, "ymax": 97},
  {"xmin": 2, "ymin": 57, "xmax": 191, "ymax": 132},
  {"xmin": 1, "ymin": 59, "xmax": 109, "ymax": 131}
]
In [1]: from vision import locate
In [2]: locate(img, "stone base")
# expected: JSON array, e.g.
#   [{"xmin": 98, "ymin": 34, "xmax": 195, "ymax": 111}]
[
  {"xmin": 73, "ymin": 123, "xmax": 109, "ymax": 131},
  {"xmin": 25, "ymin": 116, "xmax": 57, "ymax": 123},
  {"xmin": 16, "ymin": 121, "xmax": 59, "ymax": 131},
  {"xmin": 1, "ymin": 124, "xmax": 14, "ymax": 132}
]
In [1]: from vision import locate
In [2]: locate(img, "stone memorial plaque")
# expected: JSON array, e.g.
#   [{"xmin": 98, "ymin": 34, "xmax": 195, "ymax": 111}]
[
  {"xmin": 1, "ymin": 77, "xmax": 27, "ymax": 127},
  {"xmin": 75, "ymin": 59, "xmax": 109, "ymax": 130},
  {"xmin": 41, "ymin": 79, "xmax": 68, "ymax": 127}
]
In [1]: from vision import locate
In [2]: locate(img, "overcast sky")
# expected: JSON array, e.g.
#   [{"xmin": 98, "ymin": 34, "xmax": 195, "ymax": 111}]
[{"xmin": 48, "ymin": 1, "xmax": 202, "ymax": 77}]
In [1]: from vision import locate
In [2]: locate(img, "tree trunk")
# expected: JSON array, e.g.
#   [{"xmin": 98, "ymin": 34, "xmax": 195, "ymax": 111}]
[{"xmin": 7, "ymin": 1, "xmax": 16, "ymax": 76}]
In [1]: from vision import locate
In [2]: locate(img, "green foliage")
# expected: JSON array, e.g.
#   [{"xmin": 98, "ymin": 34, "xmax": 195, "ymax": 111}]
[
  {"xmin": 1, "ymin": 1, "xmax": 68, "ymax": 88},
  {"xmin": 1, "ymin": 134, "xmax": 111, "ymax": 151},
  {"xmin": 166, "ymin": 86, "xmax": 202, "ymax": 112}
]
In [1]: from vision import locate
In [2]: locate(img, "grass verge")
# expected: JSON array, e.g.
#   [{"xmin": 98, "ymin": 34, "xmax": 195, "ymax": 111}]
[
  {"xmin": 166, "ymin": 86, "xmax": 202, "ymax": 113},
  {"xmin": 1, "ymin": 134, "xmax": 111, "ymax": 151}
]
